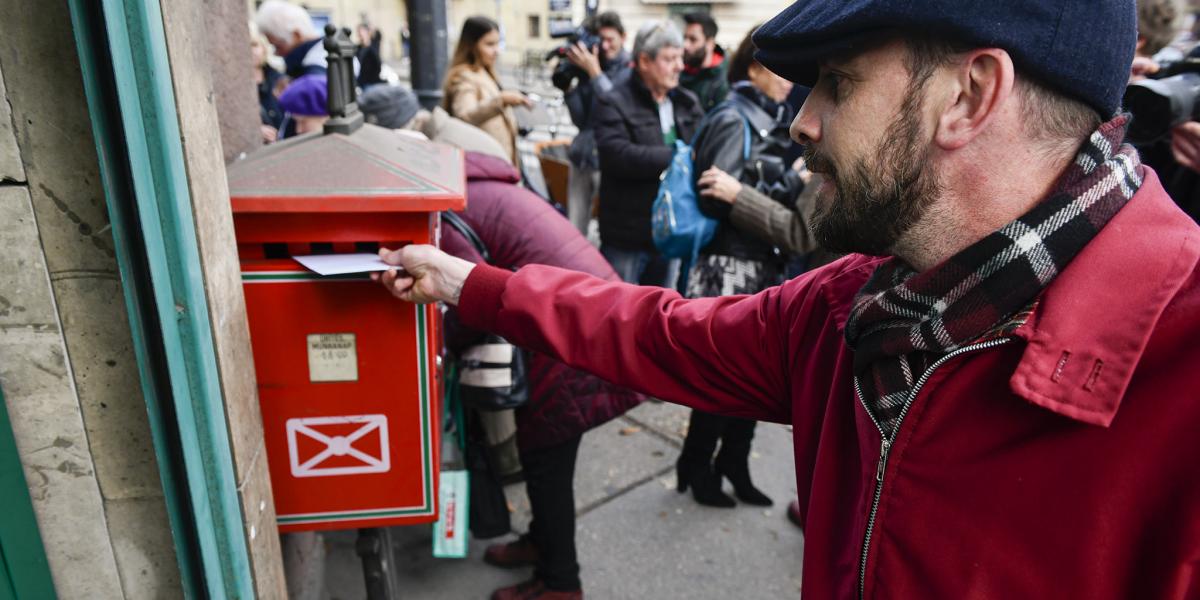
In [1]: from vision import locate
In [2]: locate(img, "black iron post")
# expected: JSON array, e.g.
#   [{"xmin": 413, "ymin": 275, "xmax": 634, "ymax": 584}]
[{"xmin": 406, "ymin": 0, "xmax": 448, "ymax": 110}]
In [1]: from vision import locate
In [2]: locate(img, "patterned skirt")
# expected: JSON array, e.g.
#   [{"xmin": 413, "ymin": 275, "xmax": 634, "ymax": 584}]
[{"xmin": 685, "ymin": 254, "xmax": 786, "ymax": 299}]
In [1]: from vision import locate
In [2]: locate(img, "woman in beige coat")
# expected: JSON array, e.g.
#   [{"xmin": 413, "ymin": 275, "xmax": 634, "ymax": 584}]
[{"xmin": 442, "ymin": 16, "xmax": 532, "ymax": 166}]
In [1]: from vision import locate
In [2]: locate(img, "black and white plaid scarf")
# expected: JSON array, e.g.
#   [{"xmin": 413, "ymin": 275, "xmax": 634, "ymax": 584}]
[{"xmin": 845, "ymin": 116, "xmax": 1144, "ymax": 438}]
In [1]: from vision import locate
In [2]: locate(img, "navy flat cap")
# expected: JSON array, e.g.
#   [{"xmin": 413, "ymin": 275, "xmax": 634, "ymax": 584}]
[{"xmin": 753, "ymin": 0, "xmax": 1136, "ymax": 118}]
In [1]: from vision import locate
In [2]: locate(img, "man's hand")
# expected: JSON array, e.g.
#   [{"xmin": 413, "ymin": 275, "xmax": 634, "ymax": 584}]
[
  {"xmin": 1172, "ymin": 121, "xmax": 1200, "ymax": 173},
  {"xmin": 698, "ymin": 167, "xmax": 743, "ymax": 204},
  {"xmin": 371, "ymin": 245, "xmax": 476, "ymax": 305},
  {"xmin": 566, "ymin": 42, "xmax": 603, "ymax": 79}
]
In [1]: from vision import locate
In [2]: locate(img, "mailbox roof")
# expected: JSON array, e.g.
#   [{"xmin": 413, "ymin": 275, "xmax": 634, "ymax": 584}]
[{"xmin": 227, "ymin": 124, "xmax": 466, "ymax": 213}]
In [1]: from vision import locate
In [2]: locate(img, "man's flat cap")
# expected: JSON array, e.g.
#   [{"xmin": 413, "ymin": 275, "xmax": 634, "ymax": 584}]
[{"xmin": 753, "ymin": 0, "xmax": 1136, "ymax": 117}]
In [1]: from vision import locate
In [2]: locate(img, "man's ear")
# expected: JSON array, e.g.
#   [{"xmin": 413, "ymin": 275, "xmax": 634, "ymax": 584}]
[{"xmin": 933, "ymin": 48, "xmax": 1014, "ymax": 151}]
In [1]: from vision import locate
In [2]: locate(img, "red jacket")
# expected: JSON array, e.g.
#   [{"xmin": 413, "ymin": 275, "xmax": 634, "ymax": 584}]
[
  {"xmin": 457, "ymin": 168, "xmax": 1200, "ymax": 598},
  {"xmin": 442, "ymin": 152, "xmax": 643, "ymax": 452}
]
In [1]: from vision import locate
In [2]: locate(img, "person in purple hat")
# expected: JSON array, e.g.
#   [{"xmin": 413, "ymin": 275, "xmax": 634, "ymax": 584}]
[
  {"xmin": 277, "ymin": 74, "xmax": 328, "ymax": 137},
  {"xmin": 374, "ymin": 1, "xmax": 1200, "ymax": 597}
]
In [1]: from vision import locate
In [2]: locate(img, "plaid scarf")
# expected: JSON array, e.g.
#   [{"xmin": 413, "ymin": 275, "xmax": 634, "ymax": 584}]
[{"xmin": 844, "ymin": 116, "xmax": 1144, "ymax": 438}]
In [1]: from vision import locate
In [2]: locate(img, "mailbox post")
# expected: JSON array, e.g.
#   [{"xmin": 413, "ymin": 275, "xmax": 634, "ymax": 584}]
[{"xmin": 225, "ymin": 29, "xmax": 465, "ymax": 536}]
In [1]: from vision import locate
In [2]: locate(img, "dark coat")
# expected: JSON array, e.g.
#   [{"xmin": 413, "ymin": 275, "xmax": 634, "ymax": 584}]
[
  {"xmin": 680, "ymin": 45, "xmax": 730, "ymax": 112},
  {"xmin": 693, "ymin": 83, "xmax": 805, "ymax": 262},
  {"xmin": 441, "ymin": 152, "xmax": 645, "ymax": 451},
  {"xmin": 258, "ymin": 65, "xmax": 285, "ymax": 129},
  {"xmin": 594, "ymin": 71, "xmax": 704, "ymax": 251},
  {"xmin": 356, "ymin": 31, "xmax": 384, "ymax": 87}
]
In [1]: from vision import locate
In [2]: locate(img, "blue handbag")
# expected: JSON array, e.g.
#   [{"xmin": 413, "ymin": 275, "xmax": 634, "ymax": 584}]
[{"xmin": 651, "ymin": 108, "xmax": 753, "ymax": 265}]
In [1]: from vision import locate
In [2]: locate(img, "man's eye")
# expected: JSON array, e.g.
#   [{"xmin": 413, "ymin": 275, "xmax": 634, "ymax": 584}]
[
  {"xmin": 820, "ymin": 72, "xmax": 849, "ymax": 101},
  {"xmin": 823, "ymin": 73, "xmax": 841, "ymax": 97}
]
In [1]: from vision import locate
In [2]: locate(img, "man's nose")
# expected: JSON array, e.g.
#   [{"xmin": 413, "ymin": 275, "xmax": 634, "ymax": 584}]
[{"xmin": 791, "ymin": 101, "xmax": 820, "ymax": 146}]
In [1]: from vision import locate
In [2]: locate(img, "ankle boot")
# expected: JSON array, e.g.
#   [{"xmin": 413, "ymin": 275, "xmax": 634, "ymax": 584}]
[
  {"xmin": 714, "ymin": 418, "xmax": 773, "ymax": 506},
  {"xmin": 676, "ymin": 458, "xmax": 735, "ymax": 508},
  {"xmin": 713, "ymin": 453, "xmax": 773, "ymax": 506}
]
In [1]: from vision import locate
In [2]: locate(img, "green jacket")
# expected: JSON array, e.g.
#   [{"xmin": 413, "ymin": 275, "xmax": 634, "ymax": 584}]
[{"xmin": 680, "ymin": 45, "xmax": 729, "ymax": 112}]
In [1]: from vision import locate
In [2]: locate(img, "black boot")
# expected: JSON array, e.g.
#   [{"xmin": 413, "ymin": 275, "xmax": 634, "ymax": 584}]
[
  {"xmin": 714, "ymin": 418, "xmax": 773, "ymax": 507},
  {"xmin": 676, "ymin": 410, "xmax": 735, "ymax": 508},
  {"xmin": 676, "ymin": 458, "xmax": 735, "ymax": 508}
]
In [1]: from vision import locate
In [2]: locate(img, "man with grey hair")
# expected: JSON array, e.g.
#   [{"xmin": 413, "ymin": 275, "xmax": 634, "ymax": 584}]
[
  {"xmin": 591, "ymin": 21, "xmax": 703, "ymax": 288},
  {"xmin": 255, "ymin": 0, "xmax": 338, "ymax": 79}
]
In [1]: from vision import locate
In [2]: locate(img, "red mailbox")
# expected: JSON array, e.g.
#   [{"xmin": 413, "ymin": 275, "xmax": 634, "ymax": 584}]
[{"xmin": 226, "ymin": 124, "xmax": 464, "ymax": 532}]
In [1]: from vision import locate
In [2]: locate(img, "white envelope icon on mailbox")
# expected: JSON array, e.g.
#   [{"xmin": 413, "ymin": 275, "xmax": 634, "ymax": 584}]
[{"xmin": 286, "ymin": 414, "xmax": 390, "ymax": 478}]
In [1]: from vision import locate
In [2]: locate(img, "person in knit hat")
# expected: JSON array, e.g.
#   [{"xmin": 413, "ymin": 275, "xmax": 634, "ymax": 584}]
[
  {"xmin": 359, "ymin": 84, "xmax": 509, "ymax": 161},
  {"xmin": 277, "ymin": 74, "xmax": 328, "ymax": 137}
]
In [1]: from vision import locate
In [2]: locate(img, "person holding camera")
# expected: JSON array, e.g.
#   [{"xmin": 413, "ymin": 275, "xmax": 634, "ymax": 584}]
[
  {"xmin": 551, "ymin": 12, "xmax": 631, "ymax": 234},
  {"xmin": 1126, "ymin": 0, "xmax": 1200, "ymax": 220}
]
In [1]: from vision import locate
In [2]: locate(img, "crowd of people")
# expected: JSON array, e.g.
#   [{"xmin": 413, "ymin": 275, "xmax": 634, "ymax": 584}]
[{"xmin": 246, "ymin": 0, "xmax": 1200, "ymax": 598}]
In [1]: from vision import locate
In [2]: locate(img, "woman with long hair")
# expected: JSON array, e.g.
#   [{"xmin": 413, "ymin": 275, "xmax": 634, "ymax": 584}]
[
  {"xmin": 673, "ymin": 25, "xmax": 806, "ymax": 509},
  {"xmin": 442, "ymin": 16, "xmax": 532, "ymax": 166}
]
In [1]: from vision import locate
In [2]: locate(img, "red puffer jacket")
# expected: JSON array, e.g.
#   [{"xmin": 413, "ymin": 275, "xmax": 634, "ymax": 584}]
[
  {"xmin": 441, "ymin": 152, "xmax": 643, "ymax": 452},
  {"xmin": 457, "ymin": 168, "xmax": 1200, "ymax": 598}
]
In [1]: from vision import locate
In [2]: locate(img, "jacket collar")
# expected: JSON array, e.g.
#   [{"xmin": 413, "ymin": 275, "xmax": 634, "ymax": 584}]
[
  {"xmin": 285, "ymin": 38, "xmax": 325, "ymax": 79},
  {"xmin": 683, "ymin": 45, "xmax": 726, "ymax": 77},
  {"xmin": 630, "ymin": 70, "xmax": 696, "ymax": 111},
  {"xmin": 603, "ymin": 50, "xmax": 630, "ymax": 76},
  {"xmin": 729, "ymin": 84, "xmax": 790, "ymax": 135},
  {"xmin": 822, "ymin": 169, "xmax": 1200, "ymax": 428},
  {"xmin": 1009, "ymin": 167, "xmax": 1200, "ymax": 426}
]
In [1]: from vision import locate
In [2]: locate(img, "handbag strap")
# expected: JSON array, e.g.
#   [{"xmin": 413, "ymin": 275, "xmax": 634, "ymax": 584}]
[
  {"xmin": 441, "ymin": 210, "xmax": 492, "ymax": 264},
  {"xmin": 689, "ymin": 102, "xmax": 753, "ymax": 161}
]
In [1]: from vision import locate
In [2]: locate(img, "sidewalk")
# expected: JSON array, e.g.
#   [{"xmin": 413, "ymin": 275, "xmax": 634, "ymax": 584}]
[{"xmin": 321, "ymin": 401, "xmax": 803, "ymax": 599}]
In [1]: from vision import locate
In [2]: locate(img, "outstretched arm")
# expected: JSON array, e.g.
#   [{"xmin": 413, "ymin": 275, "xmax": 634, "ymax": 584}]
[{"xmin": 374, "ymin": 245, "xmax": 793, "ymax": 422}]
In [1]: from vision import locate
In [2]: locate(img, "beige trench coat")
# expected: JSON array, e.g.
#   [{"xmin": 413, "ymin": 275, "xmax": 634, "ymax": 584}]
[{"xmin": 443, "ymin": 65, "xmax": 519, "ymax": 166}]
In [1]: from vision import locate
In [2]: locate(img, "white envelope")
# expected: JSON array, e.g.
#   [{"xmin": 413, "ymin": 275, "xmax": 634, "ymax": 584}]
[{"xmin": 286, "ymin": 414, "xmax": 390, "ymax": 478}]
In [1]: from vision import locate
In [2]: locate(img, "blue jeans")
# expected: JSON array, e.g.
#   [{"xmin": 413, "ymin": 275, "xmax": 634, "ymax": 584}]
[{"xmin": 601, "ymin": 245, "xmax": 681, "ymax": 289}]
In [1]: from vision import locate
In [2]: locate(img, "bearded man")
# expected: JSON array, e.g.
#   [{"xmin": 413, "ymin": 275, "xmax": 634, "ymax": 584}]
[{"xmin": 375, "ymin": 2, "xmax": 1200, "ymax": 597}]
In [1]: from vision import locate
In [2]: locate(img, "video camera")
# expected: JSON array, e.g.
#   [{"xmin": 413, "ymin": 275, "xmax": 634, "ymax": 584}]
[
  {"xmin": 1124, "ymin": 57, "xmax": 1200, "ymax": 144},
  {"xmin": 544, "ymin": 23, "xmax": 602, "ymax": 62}
]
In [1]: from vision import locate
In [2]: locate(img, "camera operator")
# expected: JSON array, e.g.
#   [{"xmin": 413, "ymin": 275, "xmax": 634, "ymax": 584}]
[
  {"xmin": 551, "ymin": 12, "xmax": 631, "ymax": 234},
  {"xmin": 1128, "ymin": 0, "xmax": 1200, "ymax": 220}
]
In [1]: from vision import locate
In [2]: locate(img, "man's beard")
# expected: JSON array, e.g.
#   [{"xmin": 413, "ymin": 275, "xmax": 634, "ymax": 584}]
[
  {"xmin": 805, "ymin": 93, "xmax": 942, "ymax": 256},
  {"xmin": 683, "ymin": 47, "xmax": 706, "ymax": 69}
]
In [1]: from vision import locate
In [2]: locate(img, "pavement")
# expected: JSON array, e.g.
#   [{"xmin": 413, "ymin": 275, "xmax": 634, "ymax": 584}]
[{"xmin": 321, "ymin": 400, "xmax": 803, "ymax": 599}]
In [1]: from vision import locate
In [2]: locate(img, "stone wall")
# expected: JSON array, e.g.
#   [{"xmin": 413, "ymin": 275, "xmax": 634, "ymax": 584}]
[{"xmin": 0, "ymin": 0, "xmax": 181, "ymax": 596}]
